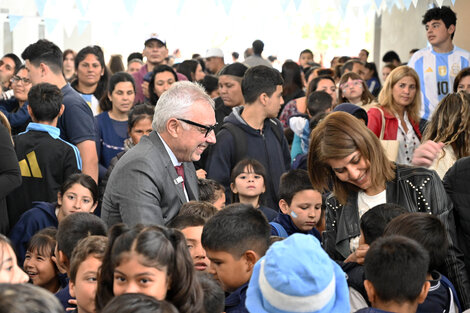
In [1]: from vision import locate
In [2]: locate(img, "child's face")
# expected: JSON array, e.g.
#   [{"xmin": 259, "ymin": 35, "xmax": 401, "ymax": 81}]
[
  {"xmin": 206, "ymin": 249, "xmax": 252, "ymax": 292},
  {"xmin": 180, "ymin": 226, "xmax": 210, "ymax": 272},
  {"xmin": 212, "ymin": 191, "xmax": 226, "ymax": 210},
  {"xmin": 113, "ymin": 252, "xmax": 169, "ymax": 301},
  {"xmin": 23, "ymin": 248, "xmax": 57, "ymax": 290},
  {"xmin": 57, "ymin": 183, "xmax": 97, "ymax": 218},
  {"xmin": 69, "ymin": 255, "xmax": 102, "ymax": 313},
  {"xmin": 280, "ymin": 190, "xmax": 322, "ymax": 232},
  {"xmin": 0, "ymin": 242, "xmax": 28, "ymax": 284},
  {"xmin": 231, "ymin": 166, "xmax": 265, "ymax": 199},
  {"xmin": 341, "ymin": 78, "xmax": 363, "ymax": 102}
]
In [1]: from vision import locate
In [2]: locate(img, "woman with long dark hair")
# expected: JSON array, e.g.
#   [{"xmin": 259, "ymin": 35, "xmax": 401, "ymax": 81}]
[{"xmin": 72, "ymin": 46, "xmax": 110, "ymax": 115}]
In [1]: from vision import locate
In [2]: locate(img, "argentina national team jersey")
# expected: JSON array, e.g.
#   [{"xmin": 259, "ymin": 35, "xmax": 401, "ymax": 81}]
[{"xmin": 408, "ymin": 46, "xmax": 470, "ymax": 120}]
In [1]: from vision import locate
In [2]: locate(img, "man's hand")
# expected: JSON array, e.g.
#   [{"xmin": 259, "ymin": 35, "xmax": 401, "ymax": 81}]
[{"xmin": 411, "ymin": 140, "xmax": 445, "ymax": 167}]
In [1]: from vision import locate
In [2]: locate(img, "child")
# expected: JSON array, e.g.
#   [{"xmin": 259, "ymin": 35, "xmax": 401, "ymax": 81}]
[
  {"xmin": 230, "ymin": 159, "xmax": 278, "ymax": 222},
  {"xmin": 0, "ymin": 283, "xmax": 63, "ymax": 313},
  {"xmin": 69, "ymin": 235, "xmax": 108, "ymax": 313},
  {"xmin": 101, "ymin": 293, "xmax": 179, "ymax": 313},
  {"xmin": 168, "ymin": 214, "xmax": 210, "ymax": 272},
  {"xmin": 95, "ymin": 224, "xmax": 204, "ymax": 313},
  {"xmin": 0, "ymin": 234, "xmax": 28, "ymax": 284},
  {"xmin": 177, "ymin": 200, "xmax": 218, "ymax": 221},
  {"xmin": 270, "ymin": 169, "xmax": 322, "ymax": 240},
  {"xmin": 24, "ymin": 227, "xmax": 65, "ymax": 293},
  {"xmin": 344, "ymin": 203, "xmax": 407, "ymax": 311},
  {"xmin": 201, "ymin": 203, "xmax": 271, "ymax": 313},
  {"xmin": 338, "ymin": 72, "xmax": 375, "ymax": 107},
  {"xmin": 357, "ymin": 235, "xmax": 430, "ymax": 313},
  {"xmin": 197, "ymin": 271, "xmax": 225, "ymax": 313},
  {"xmin": 289, "ymin": 91, "xmax": 333, "ymax": 157},
  {"xmin": 198, "ymin": 178, "xmax": 226, "ymax": 210},
  {"xmin": 7, "ymin": 82, "xmax": 82, "ymax": 227},
  {"xmin": 246, "ymin": 234, "xmax": 350, "ymax": 313},
  {"xmin": 9, "ymin": 173, "xmax": 98, "ymax": 265},
  {"xmin": 54, "ymin": 212, "xmax": 107, "ymax": 310},
  {"xmin": 384, "ymin": 213, "xmax": 461, "ymax": 313}
]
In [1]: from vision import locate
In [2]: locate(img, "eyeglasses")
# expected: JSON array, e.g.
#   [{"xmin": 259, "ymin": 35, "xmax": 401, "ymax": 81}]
[
  {"xmin": 340, "ymin": 80, "xmax": 362, "ymax": 91},
  {"xmin": 11, "ymin": 76, "xmax": 32, "ymax": 85},
  {"xmin": 177, "ymin": 118, "xmax": 218, "ymax": 137}
]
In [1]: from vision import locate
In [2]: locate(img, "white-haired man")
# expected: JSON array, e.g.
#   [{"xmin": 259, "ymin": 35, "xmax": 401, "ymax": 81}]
[{"xmin": 102, "ymin": 81, "xmax": 217, "ymax": 227}]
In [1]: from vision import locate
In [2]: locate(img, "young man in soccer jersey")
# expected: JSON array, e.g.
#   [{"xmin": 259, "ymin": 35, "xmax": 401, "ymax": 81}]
[{"xmin": 408, "ymin": 6, "xmax": 470, "ymax": 123}]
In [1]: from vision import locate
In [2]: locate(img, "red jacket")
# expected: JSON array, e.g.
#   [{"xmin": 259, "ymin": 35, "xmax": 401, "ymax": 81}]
[{"xmin": 367, "ymin": 107, "xmax": 421, "ymax": 140}]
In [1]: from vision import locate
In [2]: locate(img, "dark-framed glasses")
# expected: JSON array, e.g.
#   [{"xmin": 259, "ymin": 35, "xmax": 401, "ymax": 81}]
[
  {"xmin": 177, "ymin": 118, "xmax": 218, "ymax": 137},
  {"xmin": 11, "ymin": 76, "xmax": 32, "ymax": 85}
]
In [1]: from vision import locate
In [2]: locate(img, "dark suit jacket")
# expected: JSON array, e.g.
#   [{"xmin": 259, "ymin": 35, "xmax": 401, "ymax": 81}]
[{"xmin": 101, "ymin": 131, "xmax": 198, "ymax": 228}]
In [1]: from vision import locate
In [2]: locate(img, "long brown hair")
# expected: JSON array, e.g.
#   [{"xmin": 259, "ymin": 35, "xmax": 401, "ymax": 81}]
[
  {"xmin": 308, "ymin": 111, "xmax": 395, "ymax": 204},
  {"xmin": 423, "ymin": 91, "xmax": 470, "ymax": 160},
  {"xmin": 378, "ymin": 65, "xmax": 421, "ymax": 124}
]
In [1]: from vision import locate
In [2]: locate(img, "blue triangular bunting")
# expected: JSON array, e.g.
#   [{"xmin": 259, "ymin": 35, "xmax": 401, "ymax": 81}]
[
  {"xmin": 44, "ymin": 18, "xmax": 59, "ymax": 34},
  {"xmin": 35, "ymin": 0, "xmax": 47, "ymax": 16},
  {"xmin": 8, "ymin": 15, "xmax": 23, "ymax": 32}
]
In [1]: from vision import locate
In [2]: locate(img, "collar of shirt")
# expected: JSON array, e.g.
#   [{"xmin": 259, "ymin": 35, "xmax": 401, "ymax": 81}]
[
  {"xmin": 26, "ymin": 122, "xmax": 61, "ymax": 139},
  {"xmin": 157, "ymin": 133, "xmax": 181, "ymax": 167}
]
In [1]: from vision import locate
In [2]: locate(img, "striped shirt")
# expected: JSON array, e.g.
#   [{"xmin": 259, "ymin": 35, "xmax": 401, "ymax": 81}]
[{"xmin": 408, "ymin": 46, "xmax": 470, "ymax": 120}]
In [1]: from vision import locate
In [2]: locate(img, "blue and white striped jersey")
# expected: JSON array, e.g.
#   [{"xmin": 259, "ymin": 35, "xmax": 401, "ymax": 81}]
[{"xmin": 408, "ymin": 46, "xmax": 470, "ymax": 120}]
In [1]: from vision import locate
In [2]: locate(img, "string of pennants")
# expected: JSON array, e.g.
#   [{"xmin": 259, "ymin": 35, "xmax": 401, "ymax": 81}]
[{"xmin": 5, "ymin": 0, "xmax": 457, "ymax": 35}]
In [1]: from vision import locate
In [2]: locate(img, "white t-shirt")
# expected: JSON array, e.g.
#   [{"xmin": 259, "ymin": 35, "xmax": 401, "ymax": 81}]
[{"xmin": 349, "ymin": 189, "xmax": 387, "ymax": 252}]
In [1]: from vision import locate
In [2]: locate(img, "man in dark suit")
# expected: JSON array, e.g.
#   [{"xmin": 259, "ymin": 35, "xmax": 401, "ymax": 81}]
[{"xmin": 101, "ymin": 81, "xmax": 217, "ymax": 227}]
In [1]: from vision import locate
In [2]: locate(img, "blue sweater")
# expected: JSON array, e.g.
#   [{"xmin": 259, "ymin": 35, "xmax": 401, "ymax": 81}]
[
  {"xmin": 270, "ymin": 212, "xmax": 321, "ymax": 241},
  {"xmin": 225, "ymin": 282, "xmax": 249, "ymax": 313},
  {"xmin": 8, "ymin": 201, "xmax": 58, "ymax": 265},
  {"xmin": 95, "ymin": 112, "xmax": 128, "ymax": 179}
]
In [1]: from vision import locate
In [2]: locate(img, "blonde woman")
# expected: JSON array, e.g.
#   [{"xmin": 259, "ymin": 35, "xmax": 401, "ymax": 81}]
[{"xmin": 367, "ymin": 65, "xmax": 422, "ymax": 164}]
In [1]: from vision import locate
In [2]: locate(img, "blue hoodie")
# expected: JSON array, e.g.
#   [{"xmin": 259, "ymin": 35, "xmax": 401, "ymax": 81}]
[
  {"xmin": 9, "ymin": 201, "xmax": 58, "ymax": 265},
  {"xmin": 270, "ymin": 212, "xmax": 321, "ymax": 241}
]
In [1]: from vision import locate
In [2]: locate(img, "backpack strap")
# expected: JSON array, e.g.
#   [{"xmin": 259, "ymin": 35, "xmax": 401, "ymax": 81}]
[
  {"xmin": 268, "ymin": 118, "xmax": 283, "ymax": 144},
  {"xmin": 220, "ymin": 122, "xmax": 247, "ymax": 166},
  {"xmin": 441, "ymin": 274, "xmax": 462, "ymax": 313},
  {"xmin": 270, "ymin": 222, "xmax": 288, "ymax": 238}
]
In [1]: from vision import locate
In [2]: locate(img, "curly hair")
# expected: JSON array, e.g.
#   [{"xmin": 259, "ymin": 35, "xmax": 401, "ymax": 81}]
[{"xmin": 423, "ymin": 91, "xmax": 470, "ymax": 160}]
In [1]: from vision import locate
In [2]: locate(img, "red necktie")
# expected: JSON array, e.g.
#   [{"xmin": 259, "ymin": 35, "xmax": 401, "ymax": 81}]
[{"xmin": 174, "ymin": 165, "xmax": 185, "ymax": 189}]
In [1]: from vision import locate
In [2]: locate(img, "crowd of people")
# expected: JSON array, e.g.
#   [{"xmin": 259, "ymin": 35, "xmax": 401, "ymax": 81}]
[{"xmin": 1, "ymin": 4, "xmax": 470, "ymax": 313}]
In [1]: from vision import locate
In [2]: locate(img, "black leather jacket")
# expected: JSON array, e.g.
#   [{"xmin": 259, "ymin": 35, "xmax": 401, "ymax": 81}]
[{"xmin": 324, "ymin": 164, "xmax": 470, "ymax": 308}]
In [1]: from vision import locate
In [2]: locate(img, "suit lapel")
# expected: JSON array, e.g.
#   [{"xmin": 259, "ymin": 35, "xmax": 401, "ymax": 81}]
[
  {"xmin": 151, "ymin": 132, "xmax": 187, "ymax": 204},
  {"xmin": 165, "ymin": 161, "xmax": 187, "ymax": 203}
]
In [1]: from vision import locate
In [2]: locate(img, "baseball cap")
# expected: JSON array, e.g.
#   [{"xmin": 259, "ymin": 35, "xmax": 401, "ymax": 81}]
[
  {"xmin": 206, "ymin": 48, "xmax": 224, "ymax": 58},
  {"xmin": 145, "ymin": 33, "xmax": 166, "ymax": 46}
]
